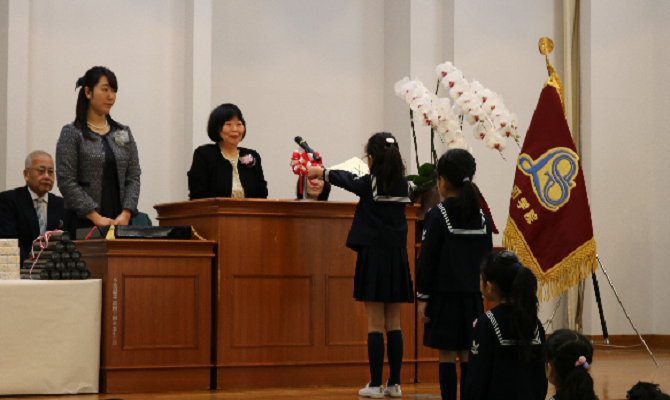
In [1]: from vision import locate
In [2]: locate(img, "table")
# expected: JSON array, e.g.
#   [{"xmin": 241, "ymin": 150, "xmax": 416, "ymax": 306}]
[{"xmin": 0, "ymin": 279, "xmax": 101, "ymax": 395}]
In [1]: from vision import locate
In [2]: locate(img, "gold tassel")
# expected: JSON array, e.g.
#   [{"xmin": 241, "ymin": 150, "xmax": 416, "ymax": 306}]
[
  {"xmin": 502, "ymin": 216, "xmax": 597, "ymax": 301},
  {"xmin": 191, "ymin": 226, "xmax": 207, "ymax": 241},
  {"xmin": 106, "ymin": 225, "xmax": 116, "ymax": 240}
]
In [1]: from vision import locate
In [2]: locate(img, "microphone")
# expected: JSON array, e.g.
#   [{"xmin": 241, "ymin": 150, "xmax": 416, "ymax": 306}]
[{"xmin": 294, "ymin": 136, "xmax": 321, "ymax": 162}]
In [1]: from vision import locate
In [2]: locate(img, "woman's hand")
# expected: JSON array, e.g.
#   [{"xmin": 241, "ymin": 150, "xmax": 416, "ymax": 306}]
[
  {"xmin": 307, "ymin": 166, "xmax": 324, "ymax": 180},
  {"xmin": 86, "ymin": 211, "xmax": 115, "ymax": 227},
  {"xmin": 114, "ymin": 210, "xmax": 132, "ymax": 226},
  {"xmin": 418, "ymin": 301, "xmax": 430, "ymax": 324}
]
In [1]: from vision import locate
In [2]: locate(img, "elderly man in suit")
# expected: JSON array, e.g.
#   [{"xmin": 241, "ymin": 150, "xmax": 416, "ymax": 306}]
[{"xmin": 0, "ymin": 150, "xmax": 66, "ymax": 263}]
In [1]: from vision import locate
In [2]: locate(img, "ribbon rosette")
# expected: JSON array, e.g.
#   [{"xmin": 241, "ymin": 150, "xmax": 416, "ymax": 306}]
[
  {"xmin": 290, "ymin": 150, "xmax": 323, "ymax": 195},
  {"xmin": 240, "ymin": 154, "xmax": 256, "ymax": 167}
]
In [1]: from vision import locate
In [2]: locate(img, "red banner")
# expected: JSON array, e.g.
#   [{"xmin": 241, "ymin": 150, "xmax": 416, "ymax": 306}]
[{"xmin": 503, "ymin": 84, "xmax": 596, "ymax": 301}]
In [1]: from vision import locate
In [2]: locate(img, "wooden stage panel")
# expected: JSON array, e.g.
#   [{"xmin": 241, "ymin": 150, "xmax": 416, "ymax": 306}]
[
  {"xmin": 231, "ymin": 275, "xmax": 313, "ymax": 348},
  {"xmin": 122, "ymin": 275, "xmax": 198, "ymax": 350},
  {"xmin": 325, "ymin": 275, "xmax": 367, "ymax": 347},
  {"xmin": 156, "ymin": 199, "xmax": 418, "ymax": 389},
  {"xmin": 77, "ymin": 239, "xmax": 216, "ymax": 393}
]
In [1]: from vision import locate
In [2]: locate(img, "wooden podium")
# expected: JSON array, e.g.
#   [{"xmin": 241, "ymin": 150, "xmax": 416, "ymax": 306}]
[
  {"xmin": 76, "ymin": 239, "xmax": 216, "ymax": 393},
  {"xmin": 155, "ymin": 198, "xmax": 419, "ymax": 389}
]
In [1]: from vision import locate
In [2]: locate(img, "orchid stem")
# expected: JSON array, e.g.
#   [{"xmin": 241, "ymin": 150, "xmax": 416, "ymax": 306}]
[
  {"xmin": 410, "ymin": 109, "xmax": 420, "ymax": 171},
  {"xmin": 431, "ymin": 128, "xmax": 437, "ymax": 164}
]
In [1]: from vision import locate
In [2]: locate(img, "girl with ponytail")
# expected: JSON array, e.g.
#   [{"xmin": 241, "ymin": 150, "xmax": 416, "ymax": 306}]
[
  {"xmin": 416, "ymin": 149, "xmax": 493, "ymax": 400},
  {"xmin": 546, "ymin": 329, "xmax": 598, "ymax": 400},
  {"xmin": 464, "ymin": 251, "xmax": 548, "ymax": 400},
  {"xmin": 308, "ymin": 132, "xmax": 413, "ymax": 398}
]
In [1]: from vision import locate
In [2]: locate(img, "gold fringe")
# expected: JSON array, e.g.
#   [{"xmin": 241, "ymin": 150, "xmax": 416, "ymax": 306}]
[{"xmin": 502, "ymin": 216, "xmax": 597, "ymax": 302}]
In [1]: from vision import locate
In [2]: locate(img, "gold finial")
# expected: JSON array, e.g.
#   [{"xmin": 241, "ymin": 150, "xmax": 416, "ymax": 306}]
[
  {"xmin": 539, "ymin": 38, "xmax": 557, "ymax": 77},
  {"xmin": 539, "ymin": 37, "xmax": 565, "ymax": 115},
  {"xmin": 539, "ymin": 38, "xmax": 554, "ymax": 56}
]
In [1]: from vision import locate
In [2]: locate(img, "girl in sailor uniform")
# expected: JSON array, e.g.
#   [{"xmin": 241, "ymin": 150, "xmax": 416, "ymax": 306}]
[
  {"xmin": 308, "ymin": 132, "xmax": 413, "ymax": 399},
  {"xmin": 465, "ymin": 251, "xmax": 548, "ymax": 400},
  {"xmin": 416, "ymin": 149, "xmax": 492, "ymax": 400},
  {"xmin": 545, "ymin": 329, "xmax": 597, "ymax": 400}
]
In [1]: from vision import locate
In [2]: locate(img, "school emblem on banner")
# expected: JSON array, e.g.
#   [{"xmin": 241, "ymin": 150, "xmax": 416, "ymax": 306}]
[{"xmin": 503, "ymin": 82, "xmax": 597, "ymax": 301}]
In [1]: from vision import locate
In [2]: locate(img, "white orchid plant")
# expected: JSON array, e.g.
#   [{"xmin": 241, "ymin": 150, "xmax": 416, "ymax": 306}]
[{"xmin": 395, "ymin": 62, "xmax": 520, "ymax": 190}]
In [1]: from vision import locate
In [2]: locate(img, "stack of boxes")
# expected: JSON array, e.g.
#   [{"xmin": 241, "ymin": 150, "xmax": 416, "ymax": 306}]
[{"xmin": 0, "ymin": 239, "xmax": 21, "ymax": 280}]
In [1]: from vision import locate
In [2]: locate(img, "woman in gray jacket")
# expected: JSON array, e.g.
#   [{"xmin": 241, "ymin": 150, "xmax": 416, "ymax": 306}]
[{"xmin": 56, "ymin": 66, "xmax": 141, "ymax": 237}]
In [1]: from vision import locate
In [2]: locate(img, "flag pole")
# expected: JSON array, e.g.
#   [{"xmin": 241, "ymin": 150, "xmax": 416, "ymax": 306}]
[
  {"xmin": 590, "ymin": 271, "xmax": 609, "ymax": 345},
  {"xmin": 596, "ymin": 255, "xmax": 659, "ymax": 366},
  {"xmin": 544, "ymin": 293, "xmax": 564, "ymax": 332}
]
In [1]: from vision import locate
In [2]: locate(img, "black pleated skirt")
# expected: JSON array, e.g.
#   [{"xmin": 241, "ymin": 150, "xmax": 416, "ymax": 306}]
[
  {"xmin": 353, "ymin": 246, "xmax": 414, "ymax": 303},
  {"xmin": 423, "ymin": 292, "xmax": 483, "ymax": 350}
]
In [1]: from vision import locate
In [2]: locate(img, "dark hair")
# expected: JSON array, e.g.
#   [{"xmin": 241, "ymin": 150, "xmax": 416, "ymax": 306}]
[
  {"xmin": 546, "ymin": 329, "xmax": 598, "ymax": 400},
  {"xmin": 74, "ymin": 66, "xmax": 122, "ymax": 132},
  {"xmin": 296, "ymin": 176, "xmax": 331, "ymax": 201},
  {"xmin": 365, "ymin": 132, "xmax": 405, "ymax": 193},
  {"xmin": 627, "ymin": 382, "xmax": 670, "ymax": 400},
  {"xmin": 207, "ymin": 103, "xmax": 246, "ymax": 143},
  {"xmin": 437, "ymin": 149, "xmax": 479, "ymax": 224},
  {"xmin": 480, "ymin": 251, "xmax": 539, "ymax": 361}
]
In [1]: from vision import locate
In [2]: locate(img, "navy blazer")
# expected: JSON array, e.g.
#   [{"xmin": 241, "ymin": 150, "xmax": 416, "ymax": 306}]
[
  {"xmin": 465, "ymin": 304, "xmax": 548, "ymax": 400},
  {"xmin": 325, "ymin": 170, "xmax": 413, "ymax": 251},
  {"xmin": 0, "ymin": 186, "xmax": 66, "ymax": 263},
  {"xmin": 188, "ymin": 144, "xmax": 268, "ymax": 200},
  {"xmin": 416, "ymin": 198, "xmax": 492, "ymax": 299}
]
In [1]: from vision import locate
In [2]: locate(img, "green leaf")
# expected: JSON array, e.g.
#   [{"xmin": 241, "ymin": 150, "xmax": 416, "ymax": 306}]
[{"xmin": 418, "ymin": 163, "xmax": 436, "ymax": 177}]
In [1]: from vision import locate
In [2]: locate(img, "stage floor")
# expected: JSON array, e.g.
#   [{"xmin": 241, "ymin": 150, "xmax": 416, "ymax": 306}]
[{"xmin": 9, "ymin": 348, "xmax": 669, "ymax": 400}]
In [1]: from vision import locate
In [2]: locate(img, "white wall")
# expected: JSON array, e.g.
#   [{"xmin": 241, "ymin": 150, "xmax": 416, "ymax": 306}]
[
  {"xmin": 5, "ymin": 0, "xmax": 189, "ymax": 222},
  {"xmin": 0, "ymin": 0, "xmax": 8, "ymax": 190},
  {"xmin": 580, "ymin": 0, "xmax": 657, "ymax": 336},
  {"xmin": 210, "ymin": 0, "xmax": 385, "ymax": 202},
  {"xmin": 651, "ymin": 0, "xmax": 670, "ymax": 336},
  {"xmin": 454, "ymin": 0, "xmax": 564, "ymax": 247}
]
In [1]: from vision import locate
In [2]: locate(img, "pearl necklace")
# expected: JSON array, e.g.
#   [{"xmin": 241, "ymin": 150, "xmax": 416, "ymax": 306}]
[{"xmin": 87, "ymin": 120, "xmax": 108, "ymax": 130}]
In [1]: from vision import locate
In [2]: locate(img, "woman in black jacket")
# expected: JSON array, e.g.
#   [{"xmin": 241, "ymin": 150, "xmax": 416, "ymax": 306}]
[{"xmin": 188, "ymin": 104, "xmax": 268, "ymax": 199}]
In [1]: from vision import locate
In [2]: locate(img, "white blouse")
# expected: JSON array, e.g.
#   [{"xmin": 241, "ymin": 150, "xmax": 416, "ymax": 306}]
[{"xmin": 222, "ymin": 149, "xmax": 245, "ymax": 198}]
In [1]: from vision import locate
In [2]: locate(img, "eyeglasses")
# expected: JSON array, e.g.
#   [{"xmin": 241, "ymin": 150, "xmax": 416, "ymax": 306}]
[{"xmin": 28, "ymin": 167, "xmax": 56, "ymax": 177}]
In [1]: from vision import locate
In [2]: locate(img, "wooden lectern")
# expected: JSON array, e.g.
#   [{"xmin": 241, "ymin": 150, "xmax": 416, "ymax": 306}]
[
  {"xmin": 76, "ymin": 239, "xmax": 216, "ymax": 393},
  {"xmin": 155, "ymin": 198, "xmax": 419, "ymax": 389}
]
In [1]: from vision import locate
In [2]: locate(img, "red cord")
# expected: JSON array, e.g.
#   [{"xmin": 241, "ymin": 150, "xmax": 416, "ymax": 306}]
[{"xmin": 84, "ymin": 226, "xmax": 98, "ymax": 240}]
